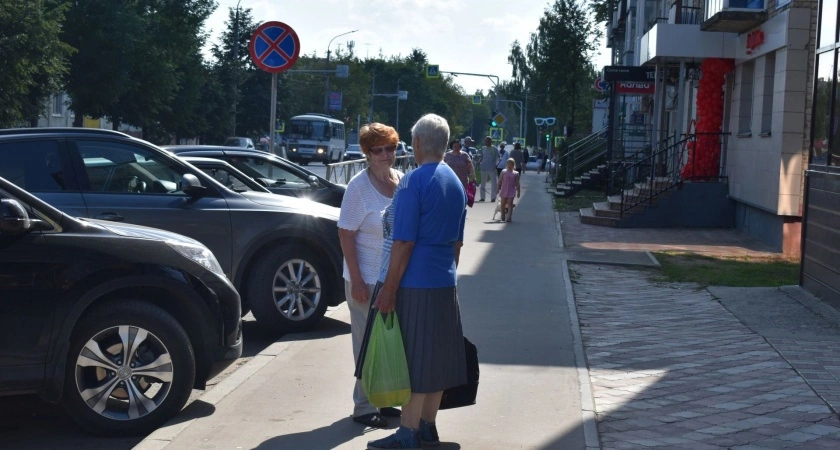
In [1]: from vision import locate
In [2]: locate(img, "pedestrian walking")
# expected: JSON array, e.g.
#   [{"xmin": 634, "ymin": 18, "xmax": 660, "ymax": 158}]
[
  {"xmin": 476, "ymin": 136, "xmax": 499, "ymax": 202},
  {"xmin": 497, "ymin": 158, "xmax": 520, "ymax": 222},
  {"xmin": 338, "ymin": 123, "xmax": 404, "ymax": 429},
  {"xmin": 536, "ymin": 148, "xmax": 546, "ymax": 174},
  {"xmin": 522, "ymin": 146, "xmax": 529, "ymax": 173},
  {"xmin": 496, "ymin": 142, "xmax": 509, "ymax": 177},
  {"xmin": 463, "ymin": 136, "xmax": 477, "ymax": 157},
  {"xmin": 509, "ymin": 142, "xmax": 524, "ymax": 173},
  {"xmin": 444, "ymin": 139, "xmax": 476, "ymax": 189},
  {"xmin": 365, "ymin": 113, "xmax": 468, "ymax": 450}
]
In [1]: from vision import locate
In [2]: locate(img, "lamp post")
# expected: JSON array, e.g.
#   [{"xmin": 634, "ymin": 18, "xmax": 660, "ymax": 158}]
[
  {"xmin": 324, "ymin": 29, "xmax": 358, "ymax": 113},
  {"xmin": 231, "ymin": 0, "xmax": 242, "ymax": 136},
  {"xmin": 395, "ymin": 73, "xmax": 416, "ymax": 134}
]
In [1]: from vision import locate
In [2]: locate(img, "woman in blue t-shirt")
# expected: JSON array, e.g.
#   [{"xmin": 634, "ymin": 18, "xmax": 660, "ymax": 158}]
[{"xmin": 367, "ymin": 113, "xmax": 468, "ymax": 449}]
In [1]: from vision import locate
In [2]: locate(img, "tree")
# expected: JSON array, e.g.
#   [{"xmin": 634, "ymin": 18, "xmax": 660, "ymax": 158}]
[
  {"xmin": 0, "ymin": 0, "xmax": 72, "ymax": 127},
  {"xmin": 509, "ymin": 0, "xmax": 601, "ymax": 138}
]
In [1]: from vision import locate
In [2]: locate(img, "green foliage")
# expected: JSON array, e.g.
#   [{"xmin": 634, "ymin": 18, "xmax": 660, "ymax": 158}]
[
  {"xmin": 509, "ymin": 0, "xmax": 601, "ymax": 139},
  {"xmin": 0, "ymin": 0, "xmax": 73, "ymax": 127}
]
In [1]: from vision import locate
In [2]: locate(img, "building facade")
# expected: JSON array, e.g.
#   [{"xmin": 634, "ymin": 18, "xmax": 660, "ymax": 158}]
[{"xmin": 606, "ymin": 0, "xmax": 817, "ymax": 254}]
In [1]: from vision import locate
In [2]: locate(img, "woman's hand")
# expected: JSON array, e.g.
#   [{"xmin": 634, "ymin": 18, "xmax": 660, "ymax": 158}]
[
  {"xmin": 373, "ymin": 287, "xmax": 397, "ymax": 313},
  {"xmin": 350, "ymin": 280, "xmax": 370, "ymax": 304}
]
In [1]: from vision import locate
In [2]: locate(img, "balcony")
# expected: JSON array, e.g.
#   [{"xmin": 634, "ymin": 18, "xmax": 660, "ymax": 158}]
[{"xmin": 701, "ymin": 0, "xmax": 767, "ymax": 33}]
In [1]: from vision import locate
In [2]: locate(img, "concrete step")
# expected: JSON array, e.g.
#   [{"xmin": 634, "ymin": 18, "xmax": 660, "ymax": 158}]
[
  {"xmin": 607, "ymin": 195, "xmax": 623, "ymax": 211},
  {"xmin": 580, "ymin": 207, "xmax": 618, "ymax": 227},
  {"xmin": 593, "ymin": 201, "xmax": 621, "ymax": 219}
]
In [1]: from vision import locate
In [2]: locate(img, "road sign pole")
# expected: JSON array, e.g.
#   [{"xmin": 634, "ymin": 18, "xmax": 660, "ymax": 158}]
[{"xmin": 269, "ymin": 73, "xmax": 278, "ymax": 157}]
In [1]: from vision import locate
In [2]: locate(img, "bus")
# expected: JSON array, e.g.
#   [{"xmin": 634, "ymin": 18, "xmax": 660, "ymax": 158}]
[{"xmin": 285, "ymin": 113, "xmax": 346, "ymax": 165}]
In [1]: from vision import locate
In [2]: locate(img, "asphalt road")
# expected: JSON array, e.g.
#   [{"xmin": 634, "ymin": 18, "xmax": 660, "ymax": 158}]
[{"xmin": 0, "ymin": 314, "xmax": 283, "ymax": 449}]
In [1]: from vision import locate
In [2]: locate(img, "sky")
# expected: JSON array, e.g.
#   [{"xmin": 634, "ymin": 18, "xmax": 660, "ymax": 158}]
[{"xmin": 206, "ymin": 0, "xmax": 612, "ymax": 95}]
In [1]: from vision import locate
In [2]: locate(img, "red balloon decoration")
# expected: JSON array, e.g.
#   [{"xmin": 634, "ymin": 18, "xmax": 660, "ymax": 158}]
[{"xmin": 682, "ymin": 58, "xmax": 734, "ymax": 179}]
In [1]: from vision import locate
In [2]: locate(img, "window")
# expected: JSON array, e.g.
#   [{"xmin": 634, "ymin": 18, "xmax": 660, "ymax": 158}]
[
  {"xmin": 0, "ymin": 141, "xmax": 66, "ymax": 192},
  {"xmin": 199, "ymin": 167, "xmax": 257, "ymax": 192},
  {"xmin": 760, "ymin": 53, "xmax": 776, "ymax": 135},
  {"xmin": 819, "ymin": 0, "xmax": 839, "ymax": 49},
  {"xmin": 52, "ymin": 93, "xmax": 64, "ymax": 116},
  {"xmin": 75, "ymin": 141, "xmax": 185, "ymax": 194},
  {"xmin": 738, "ymin": 62, "xmax": 755, "ymax": 135},
  {"xmin": 227, "ymin": 157, "xmax": 313, "ymax": 189},
  {"xmin": 811, "ymin": 51, "xmax": 836, "ymax": 165}
]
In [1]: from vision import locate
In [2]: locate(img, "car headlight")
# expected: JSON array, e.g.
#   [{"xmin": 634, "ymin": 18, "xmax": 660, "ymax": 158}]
[
  {"xmin": 317, "ymin": 147, "xmax": 325, "ymax": 154},
  {"xmin": 291, "ymin": 147, "xmax": 297, "ymax": 152},
  {"xmin": 166, "ymin": 240, "xmax": 225, "ymax": 276}
]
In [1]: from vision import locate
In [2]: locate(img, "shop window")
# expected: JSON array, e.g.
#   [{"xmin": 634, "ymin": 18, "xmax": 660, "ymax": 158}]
[
  {"xmin": 818, "ymin": 0, "xmax": 838, "ymax": 49},
  {"xmin": 760, "ymin": 53, "xmax": 776, "ymax": 136},
  {"xmin": 738, "ymin": 62, "xmax": 755, "ymax": 135},
  {"xmin": 812, "ymin": 51, "xmax": 837, "ymax": 165}
]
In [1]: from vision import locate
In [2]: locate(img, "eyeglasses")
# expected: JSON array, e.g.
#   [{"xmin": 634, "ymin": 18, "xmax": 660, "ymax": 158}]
[{"xmin": 369, "ymin": 144, "xmax": 397, "ymax": 155}]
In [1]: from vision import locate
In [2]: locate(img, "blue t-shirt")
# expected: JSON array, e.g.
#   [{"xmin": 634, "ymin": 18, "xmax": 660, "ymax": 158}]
[{"xmin": 379, "ymin": 162, "xmax": 467, "ymax": 288}]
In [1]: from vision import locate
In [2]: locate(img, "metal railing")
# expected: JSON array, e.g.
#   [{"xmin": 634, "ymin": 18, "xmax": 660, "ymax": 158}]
[
  {"xmin": 555, "ymin": 128, "xmax": 608, "ymax": 184},
  {"xmin": 611, "ymin": 132, "xmax": 728, "ymax": 217},
  {"xmin": 325, "ymin": 155, "xmax": 415, "ymax": 185}
]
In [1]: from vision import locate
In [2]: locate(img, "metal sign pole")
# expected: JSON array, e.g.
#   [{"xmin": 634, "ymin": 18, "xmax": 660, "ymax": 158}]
[{"xmin": 269, "ymin": 73, "xmax": 278, "ymax": 156}]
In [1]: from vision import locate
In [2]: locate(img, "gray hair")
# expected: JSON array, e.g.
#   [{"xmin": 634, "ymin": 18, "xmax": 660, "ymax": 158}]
[{"xmin": 411, "ymin": 113, "xmax": 449, "ymax": 158}]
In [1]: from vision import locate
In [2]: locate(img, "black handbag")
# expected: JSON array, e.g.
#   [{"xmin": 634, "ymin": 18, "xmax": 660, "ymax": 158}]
[{"xmin": 439, "ymin": 337, "xmax": 479, "ymax": 410}]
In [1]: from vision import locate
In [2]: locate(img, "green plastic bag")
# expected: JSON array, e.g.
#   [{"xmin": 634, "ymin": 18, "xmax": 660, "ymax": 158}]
[{"xmin": 361, "ymin": 311, "xmax": 411, "ymax": 408}]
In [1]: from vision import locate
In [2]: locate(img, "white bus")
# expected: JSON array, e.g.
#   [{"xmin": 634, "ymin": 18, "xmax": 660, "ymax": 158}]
[{"xmin": 285, "ymin": 113, "xmax": 346, "ymax": 165}]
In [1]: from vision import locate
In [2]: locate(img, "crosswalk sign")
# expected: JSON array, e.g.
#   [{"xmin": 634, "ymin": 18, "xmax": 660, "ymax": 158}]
[
  {"xmin": 489, "ymin": 127, "xmax": 503, "ymax": 142},
  {"xmin": 555, "ymin": 136, "xmax": 564, "ymax": 147},
  {"xmin": 472, "ymin": 95, "xmax": 482, "ymax": 104},
  {"xmin": 276, "ymin": 120, "xmax": 285, "ymax": 133},
  {"xmin": 426, "ymin": 64, "xmax": 440, "ymax": 78},
  {"xmin": 513, "ymin": 137, "xmax": 525, "ymax": 146}
]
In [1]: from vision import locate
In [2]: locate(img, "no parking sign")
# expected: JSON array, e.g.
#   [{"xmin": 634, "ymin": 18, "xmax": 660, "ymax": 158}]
[{"xmin": 249, "ymin": 21, "xmax": 300, "ymax": 73}]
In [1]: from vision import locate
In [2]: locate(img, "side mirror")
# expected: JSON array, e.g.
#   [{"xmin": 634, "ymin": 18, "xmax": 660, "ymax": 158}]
[
  {"xmin": 0, "ymin": 199, "xmax": 32, "ymax": 235},
  {"xmin": 181, "ymin": 174, "xmax": 206, "ymax": 197},
  {"xmin": 307, "ymin": 175, "xmax": 320, "ymax": 187}
]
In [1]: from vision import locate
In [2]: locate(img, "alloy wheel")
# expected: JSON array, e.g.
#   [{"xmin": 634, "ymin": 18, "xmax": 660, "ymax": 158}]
[
  {"xmin": 74, "ymin": 325, "xmax": 174, "ymax": 421},
  {"xmin": 272, "ymin": 258, "xmax": 322, "ymax": 320}
]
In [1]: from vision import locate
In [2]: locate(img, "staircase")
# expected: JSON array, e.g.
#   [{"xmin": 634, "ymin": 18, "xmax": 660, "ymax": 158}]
[
  {"xmin": 579, "ymin": 177, "xmax": 672, "ymax": 227},
  {"xmin": 551, "ymin": 128, "xmax": 608, "ymax": 198},
  {"xmin": 578, "ymin": 132, "xmax": 733, "ymax": 228}
]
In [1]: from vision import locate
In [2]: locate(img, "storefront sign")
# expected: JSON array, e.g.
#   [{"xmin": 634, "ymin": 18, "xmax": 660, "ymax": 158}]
[
  {"xmin": 746, "ymin": 29, "xmax": 765, "ymax": 55},
  {"xmin": 603, "ymin": 66, "xmax": 656, "ymax": 82},
  {"xmin": 615, "ymin": 81, "xmax": 655, "ymax": 94}
]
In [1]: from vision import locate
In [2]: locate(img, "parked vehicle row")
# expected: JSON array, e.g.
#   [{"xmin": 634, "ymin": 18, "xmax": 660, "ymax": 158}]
[{"xmin": 0, "ymin": 128, "xmax": 349, "ymax": 436}]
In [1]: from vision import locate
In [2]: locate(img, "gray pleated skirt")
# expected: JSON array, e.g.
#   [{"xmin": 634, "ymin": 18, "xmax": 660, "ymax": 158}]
[{"xmin": 394, "ymin": 285, "xmax": 467, "ymax": 393}]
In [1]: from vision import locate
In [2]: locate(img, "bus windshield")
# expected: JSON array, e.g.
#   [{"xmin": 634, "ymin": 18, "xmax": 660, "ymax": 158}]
[{"xmin": 288, "ymin": 120, "xmax": 329, "ymax": 141}]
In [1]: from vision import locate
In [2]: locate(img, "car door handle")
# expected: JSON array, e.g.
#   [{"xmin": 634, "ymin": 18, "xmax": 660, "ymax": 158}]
[{"xmin": 95, "ymin": 212, "xmax": 125, "ymax": 222}]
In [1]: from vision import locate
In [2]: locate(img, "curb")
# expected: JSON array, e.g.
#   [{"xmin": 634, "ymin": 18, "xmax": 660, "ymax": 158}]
[
  {"xmin": 134, "ymin": 305, "xmax": 347, "ymax": 450},
  {"xmin": 556, "ymin": 212, "xmax": 601, "ymax": 450}
]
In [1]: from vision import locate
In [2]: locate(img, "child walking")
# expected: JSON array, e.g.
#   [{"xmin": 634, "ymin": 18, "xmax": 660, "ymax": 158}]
[{"xmin": 498, "ymin": 158, "xmax": 520, "ymax": 222}]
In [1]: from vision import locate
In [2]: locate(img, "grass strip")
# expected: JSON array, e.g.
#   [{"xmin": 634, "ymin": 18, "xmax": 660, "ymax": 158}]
[{"xmin": 653, "ymin": 252, "xmax": 799, "ymax": 287}]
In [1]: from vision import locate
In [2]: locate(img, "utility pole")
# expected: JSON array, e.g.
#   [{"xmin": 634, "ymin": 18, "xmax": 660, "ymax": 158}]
[
  {"xmin": 324, "ymin": 30, "xmax": 358, "ymax": 113},
  {"xmin": 231, "ymin": 0, "xmax": 241, "ymax": 136}
]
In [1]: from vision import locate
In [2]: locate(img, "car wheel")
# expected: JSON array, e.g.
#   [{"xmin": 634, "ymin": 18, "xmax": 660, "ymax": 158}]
[
  {"xmin": 248, "ymin": 244, "xmax": 330, "ymax": 333},
  {"xmin": 62, "ymin": 301, "xmax": 195, "ymax": 436}
]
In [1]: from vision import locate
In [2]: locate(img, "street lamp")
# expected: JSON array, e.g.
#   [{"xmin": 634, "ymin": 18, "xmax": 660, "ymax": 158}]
[
  {"xmin": 324, "ymin": 29, "xmax": 358, "ymax": 113},
  {"xmin": 231, "ymin": 0, "xmax": 242, "ymax": 136},
  {"xmin": 395, "ymin": 73, "xmax": 417, "ymax": 134}
]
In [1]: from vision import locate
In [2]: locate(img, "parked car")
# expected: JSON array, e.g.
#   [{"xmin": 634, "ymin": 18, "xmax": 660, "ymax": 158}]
[
  {"xmin": 223, "ymin": 136, "xmax": 255, "ymax": 149},
  {"xmin": 164, "ymin": 145, "xmax": 346, "ymax": 207},
  {"xmin": 181, "ymin": 156, "xmax": 272, "ymax": 194},
  {"xmin": 345, "ymin": 144, "xmax": 364, "ymax": 161},
  {"xmin": 396, "ymin": 141, "xmax": 408, "ymax": 157},
  {"xmin": 0, "ymin": 128, "xmax": 345, "ymax": 334},
  {"xmin": 0, "ymin": 175, "xmax": 242, "ymax": 436}
]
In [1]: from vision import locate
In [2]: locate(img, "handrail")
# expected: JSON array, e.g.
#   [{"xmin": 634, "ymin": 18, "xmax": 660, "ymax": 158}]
[
  {"xmin": 325, "ymin": 155, "xmax": 415, "ymax": 184},
  {"xmin": 554, "ymin": 128, "xmax": 608, "ymax": 184},
  {"xmin": 611, "ymin": 132, "xmax": 729, "ymax": 218}
]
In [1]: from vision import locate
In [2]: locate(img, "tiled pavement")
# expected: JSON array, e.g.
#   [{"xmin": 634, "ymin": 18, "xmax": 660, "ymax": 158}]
[{"xmin": 571, "ymin": 264, "xmax": 840, "ymax": 449}]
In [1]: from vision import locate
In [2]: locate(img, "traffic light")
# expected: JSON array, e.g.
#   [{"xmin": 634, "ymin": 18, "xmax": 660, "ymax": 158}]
[
  {"xmin": 545, "ymin": 133, "xmax": 550, "ymax": 141},
  {"xmin": 489, "ymin": 111, "xmax": 498, "ymax": 127}
]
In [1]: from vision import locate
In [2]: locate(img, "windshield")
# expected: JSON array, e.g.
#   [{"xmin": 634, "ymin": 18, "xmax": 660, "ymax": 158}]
[{"xmin": 288, "ymin": 120, "xmax": 329, "ymax": 141}]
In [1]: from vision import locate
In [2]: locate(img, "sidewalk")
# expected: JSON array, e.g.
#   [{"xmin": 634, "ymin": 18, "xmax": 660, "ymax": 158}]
[
  {"xmin": 137, "ymin": 170, "xmax": 589, "ymax": 450},
  {"xmin": 559, "ymin": 191, "xmax": 840, "ymax": 448}
]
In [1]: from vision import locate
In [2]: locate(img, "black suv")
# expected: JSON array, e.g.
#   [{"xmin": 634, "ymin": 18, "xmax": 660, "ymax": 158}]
[
  {"xmin": 0, "ymin": 128, "xmax": 345, "ymax": 333},
  {"xmin": 164, "ymin": 145, "xmax": 346, "ymax": 207},
  {"xmin": 0, "ymin": 175, "xmax": 242, "ymax": 435}
]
